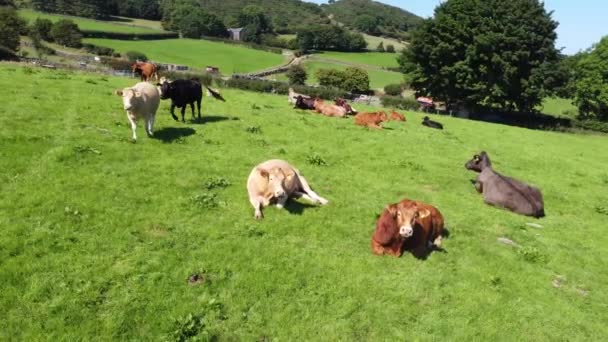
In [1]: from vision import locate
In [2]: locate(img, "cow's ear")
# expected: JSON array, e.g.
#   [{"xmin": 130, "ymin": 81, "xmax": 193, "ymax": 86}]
[
  {"xmin": 284, "ymin": 168, "xmax": 295, "ymax": 180},
  {"xmin": 418, "ymin": 208, "xmax": 431, "ymax": 220},
  {"xmin": 257, "ymin": 168, "xmax": 269, "ymax": 178},
  {"xmin": 386, "ymin": 204, "xmax": 398, "ymax": 217},
  {"xmin": 115, "ymin": 90, "xmax": 123, "ymax": 96}
]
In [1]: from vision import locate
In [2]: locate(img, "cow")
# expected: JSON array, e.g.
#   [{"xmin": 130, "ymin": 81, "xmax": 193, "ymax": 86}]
[
  {"xmin": 313, "ymin": 98, "xmax": 347, "ymax": 118},
  {"xmin": 294, "ymin": 95, "xmax": 316, "ymax": 110},
  {"xmin": 247, "ymin": 159, "xmax": 329, "ymax": 219},
  {"xmin": 288, "ymin": 87, "xmax": 310, "ymax": 105},
  {"xmin": 158, "ymin": 79, "xmax": 202, "ymax": 123},
  {"xmin": 371, "ymin": 199, "xmax": 445, "ymax": 258},
  {"xmin": 390, "ymin": 110, "xmax": 406, "ymax": 121},
  {"xmin": 354, "ymin": 111, "xmax": 388, "ymax": 129},
  {"xmin": 422, "ymin": 116, "xmax": 443, "ymax": 129},
  {"xmin": 115, "ymin": 82, "xmax": 160, "ymax": 142},
  {"xmin": 465, "ymin": 152, "xmax": 545, "ymax": 218},
  {"xmin": 335, "ymin": 98, "xmax": 357, "ymax": 115},
  {"xmin": 131, "ymin": 62, "xmax": 158, "ymax": 82}
]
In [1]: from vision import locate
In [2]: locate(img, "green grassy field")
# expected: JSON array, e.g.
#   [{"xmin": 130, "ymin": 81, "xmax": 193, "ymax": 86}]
[
  {"xmin": 315, "ymin": 51, "xmax": 400, "ymax": 68},
  {"xmin": 84, "ymin": 38, "xmax": 287, "ymax": 74},
  {"xmin": 19, "ymin": 9, "xmax": 165, "ymax": 33},
  {"xmin": 540, "ymin": 97, "xmax": 579, "ymax": 118},
  {"xmin": 301, "ymin": 60, "xmax": 404, "ymax": 89},
  {"xmin": 1, "ymin": 63, "xmax": 608, "ymax": 340},
  {"xmin": 362, "ymin": 33, "xmax": 407, "ymax": 51}
]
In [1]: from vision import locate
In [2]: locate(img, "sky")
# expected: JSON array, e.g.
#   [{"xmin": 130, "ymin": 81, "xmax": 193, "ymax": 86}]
[{"xmin": 306, "ymin": 0, "xmax": 607, "ymax": 55}]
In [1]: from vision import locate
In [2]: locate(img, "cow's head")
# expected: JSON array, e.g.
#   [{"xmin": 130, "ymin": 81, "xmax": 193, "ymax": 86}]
[
  {"xmin": 131, "ymin": 62, "xmax": 142, "ymax": 74},
  {"xmin": 257, "ymin": 167, "xmax": 295, "ymax": 201},
  {"xmin": 157, "ymin": 81, "xmax": 172, "ymax": 100},
  {"xmin": 115, "ymin": 88, "xmax": 141, "ymax": 111},
  {"xmin": 378, "ymin": 111, "xmax": 388, "ymax": 122},
  {"xmin": 390, "ymin": 111, "xmax": 405, "ymax": 121},
  {"xmin": 388, "ymin": 202, "xmax": 430, "ymax": 238},
  {"xmin": 465, "ymin": 151, "xmax": 492, "ymax": 172}
]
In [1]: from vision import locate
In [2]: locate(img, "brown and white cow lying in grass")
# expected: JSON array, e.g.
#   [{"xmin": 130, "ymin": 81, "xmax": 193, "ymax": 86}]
[
  {"xmin": 247, "ymin": 159, "xmax": 329, "ymax": 219},
  {"xmin": 313, "ymin": 98, "xmax": 347, "ymax": 118},
  {"xmin": 372, "ymin": 199, "xmax": 445, "ymax": 258},
  {"xmin": 354, "ymin": 111, "xmax": 389, "ymax": 129},
  {"xmin": 115, "ymin": 82, "xmax": 160, "ymax": 142}
]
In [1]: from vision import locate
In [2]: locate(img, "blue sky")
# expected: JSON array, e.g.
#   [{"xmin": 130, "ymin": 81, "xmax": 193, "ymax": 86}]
[{"xmin": 306, "ymin": 0, "xmax": 607, "ymax": 55}]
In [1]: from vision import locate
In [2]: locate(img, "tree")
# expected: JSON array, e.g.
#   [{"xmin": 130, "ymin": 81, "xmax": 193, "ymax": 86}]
[
  {"xmin": 296, "ymin": 25, "xmax": 366, "ymax": 52},
  {"xmin": 354, "ymin": 15, "xmax": 380, "ymax": 35},
  {"xmin": 0, "ymin": 6, "xmax": 26, "ymax": 53},
  {"xmin": 50, "ymin": 19, "xmax": 82, "ymax": 47},
  {"xmin": 161, "ymin": 1, "xmax": 226, "ymax": 38},
  {"xmin": 30, "ymin": 18, "xmax": 54, "ymax": 42},
  {"xmin": 238, "ymin": 5, "xmax": 273, "ymax": 44},
  {"xmin": 286, "ymin": 65, "xmax": 307, "ymax": 85},
  {"xmin": 0, "ymin": 0, "xmax": 15, "ymax": 7},
  {"xmin": 573, "ymin": 37, "xmax": 608, "ymax": 121},
  {"xmin": 32, "ymin": 0, "xmax": 109, "ymax": 19},
  {"xmin": 316, "ymin": 68, "xmax": 345, "ymax": 88},
  {"xmin": 125, "ymin": 51, "xmax": 148, "ymax": 62},
  {"xmin": 376, "ymin": 42, "xmax": 385, "ymax": 52},
  {"xmin": 386, "ymin": 44, "xmax": 395, "ymax": 53},
  {"xmin": 384, "ymin": 83, "xmax": 403, "ymax": 96},
  {"xmin": 400, "ymin": 0, "xmax": 559, "ymax": 113},
  {"xmin": 342, "ymin": 67, "xmax": 370, "ymax": 93}
]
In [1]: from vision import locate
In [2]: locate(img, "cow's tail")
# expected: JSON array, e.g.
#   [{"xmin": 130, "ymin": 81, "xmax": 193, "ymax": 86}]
[{"xmin": 206, "ymin": 86, "xmax": 226, "ymax": 102}]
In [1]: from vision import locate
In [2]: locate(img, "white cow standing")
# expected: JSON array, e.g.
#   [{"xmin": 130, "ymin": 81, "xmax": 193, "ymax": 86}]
[{"xmin": 115, "ymin": 82, "xmax": 160, "ymax": 142}]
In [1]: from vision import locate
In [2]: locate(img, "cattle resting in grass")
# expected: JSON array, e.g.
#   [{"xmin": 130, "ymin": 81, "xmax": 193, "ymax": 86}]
[
  {"xmin": 158, "ymin": 79, "xmax": 203, "ymax": 123},
  {"xmin": 371, "ymin": 199, "xmax": 444, "ymax": 258},
  {"xmin": 115, "ymin": 82, "xmax": 160, "ymax": 142},
  {"xmin": 422, "ymin": 116, "xmax": 443, "ymax": 129},
  {"xmin": 354, "ymin": 111, "xmax": 388, "ymax": 129},
  {"xmin": 288, "ymin": 87, "xmax": 311, "ymax": 105},
  {"xmin": 131, "ymin": 62, "xmax": 158, "ymax": 82},
  {"xmin": 313, "ymin": 98, "xmax": 347, "ymax": 118},
  {"xmin": 294, "ymin": 95, "xmax": 316, "ymax": 110},
  {"xmin": 465, "ymin": 152, "xmax": 545, "ymax": 218},
  {"xmin": 247, "ymin": 159, "xmax": 329, "ymax": 219},
  {"xmin": 334, "ymin": 98, "xmax": 357, "ymax": 115},
  {"xmin": 390, "ymin": 110, "xmax": 406, "ymax": 121}
]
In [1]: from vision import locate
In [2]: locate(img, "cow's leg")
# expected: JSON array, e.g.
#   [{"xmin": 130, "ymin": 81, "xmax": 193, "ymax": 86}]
[
  {"xmin": 275, "ymin": 196, "xmax": 288, "ymax": 209},
  {"xmin": 170, "ymin": 103, "xmax": 179, "ymax": 121},
  {"xmin": 180, "ymin": 106, "xmax": 186, "ymax": 123},
  {"xmin": 249, "ymin": 196, "xmax": 265, "ymax": 219},
  {"xmin": 296, "ymin": 176, "xmax": 328, "ymax": 205},
  {"xmin": 433, "ymin": 235, "xmax": 443, "ymax": 248},
  {"xmin": 196, "ymin": 99, "xmax": 202, "ymax": 119},
  {"xmin": 292, "ymin": 191, "xmax": 317, "ymax": 204},
  {"xmin": 127, "ymin": 113, "xmax": 137, "ymax": 142},
  {"xmin": 474, "ymin": 180, "xmax": 483, "ymax": 193},
  {"xmin": 145, "ymin": 115, "xmax": 155, "ymax": 137},
  {"xmin": 190, "ymin": 102, "xmax": 195, "ymax": 120}
]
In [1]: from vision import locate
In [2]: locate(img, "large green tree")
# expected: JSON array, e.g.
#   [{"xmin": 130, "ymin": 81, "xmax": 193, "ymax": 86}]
[
  {"xmin": 237, "ymin": 5, "xmax": 273, "ymax": 44},
  {"xmin": 400, "ymin": 0, "xmax": 559, "ymax": 112},
  {"xmin": 161, "ymin": 0, "xmax": 227, "ymax": 38},
  {"xmin": 573, "ymin": 37, "xmax": 608, "ymax": 121},
  {"xmin": 0, "ymin": 6, "xmax": 26, "ymax": 53},
  {"xmin": 50, "ymin": 19, "xmax": 82, "ymax": 48}
]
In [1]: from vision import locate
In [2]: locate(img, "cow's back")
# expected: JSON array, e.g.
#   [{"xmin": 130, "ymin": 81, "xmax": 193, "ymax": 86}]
[
  {"xmin": 133, "ymin": 82, "xmax": 160, "ymax": 113},
  {"xmin": 171, "ymin": 80, "xmax": 202, "ymax": 106},
  {"xmin": 480, "ymin": 169, "xmax": 542, "ymax": 216}
]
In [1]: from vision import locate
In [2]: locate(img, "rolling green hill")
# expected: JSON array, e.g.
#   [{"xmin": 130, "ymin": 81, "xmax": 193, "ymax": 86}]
[{"xmin": 1, "ymin": 63, "xmax": 607, "ymax": 340}]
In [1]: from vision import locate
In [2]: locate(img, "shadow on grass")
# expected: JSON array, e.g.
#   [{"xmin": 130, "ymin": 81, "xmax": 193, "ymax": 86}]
[
  {"xmin": 404, "ymin": 227, "xmax": 451, "ymax": 260},
  {"xmin": 190, "ymin": 115, "xmax": 240, "ymax": 125},
  {"xmin": 284, "ymin": 200, "xmax": 318, "ymax": 216},
  {"xmin": 153, "ymin": 127, "xmax": 196, "ymax": 143}
]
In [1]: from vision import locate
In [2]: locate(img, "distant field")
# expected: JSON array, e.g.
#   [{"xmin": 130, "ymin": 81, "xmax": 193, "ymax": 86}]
[
  {"xmin": 363, "ymin": 33, "xmax": 407, "ymax": 51},
  {"xmin": 302, "ymin": 60, "xmax": 404, "ymax": 89},
  {"xmin": 315, "ymin": 51, "xmax": 400, "ymax": 68},
  {"xmin": 19, "ymin": 9, "xmax": 165, "ymax": 33},
  {"xmin": 84, "ymin": 38, "xmax": 287, "ymax": 73},
  {"xmin": 540, "ymin": 97, "xmax": 578, "ymax": 118}
]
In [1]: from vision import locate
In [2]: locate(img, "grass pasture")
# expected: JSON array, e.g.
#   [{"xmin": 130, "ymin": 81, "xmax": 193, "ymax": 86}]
[
  {"xmin": 301, "ymin": 60, "xmax": 404, "ymax": 89},
  {"xmin": 19, "ymin": 9, "xmax": 165, "ymax": 34},
  {"xmin": 362, "ymin": 33, "xmax": 407, "ymax": 51},
  {"xmin": 1, "ymin": 63, "xmax": 608, "ymax": 340},
  {"xmin": 315, "ymin": 51, "xmax": 400, "ymax": 69},
  {"xmin": 83, "ymin": 38, "xmax": 287, "ymax": 74}
]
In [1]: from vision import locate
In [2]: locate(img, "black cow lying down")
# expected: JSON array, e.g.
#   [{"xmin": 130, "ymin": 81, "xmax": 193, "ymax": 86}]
[
  {"xmin": 465, "ymin": 151, "xmax": 545, "ymax": 218},
  {"xmin": 294, "ymin": 95, "xmax": 315, "ymax": 110},
  {"xmin": 158, "ymin": 79, "xmax": 226, "ymax": 123},
  {"xmin": 422, "ymin": 116, "xmax": 443, "ymax": 129}
]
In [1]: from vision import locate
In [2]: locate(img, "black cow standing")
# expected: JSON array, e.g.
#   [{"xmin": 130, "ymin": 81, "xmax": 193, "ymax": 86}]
[
  {"xmin": 422, "ymin": 116, "xmax": 443, "ymax": 130},
  {"xmin": 158, "ymin": 79, "xmax": 202, "ymax": 123}
]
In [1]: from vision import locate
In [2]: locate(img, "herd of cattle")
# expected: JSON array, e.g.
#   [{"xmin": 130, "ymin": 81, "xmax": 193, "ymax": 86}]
[{"xmin": 116, "ymin": 62, "xmax": 545, "ymax": 259}]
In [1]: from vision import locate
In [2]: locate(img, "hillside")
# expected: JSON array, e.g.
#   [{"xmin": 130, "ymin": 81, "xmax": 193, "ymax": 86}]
[
  {"xmin": 2, "ymin": 63, "xmax": 608, "ymax": 339},
  {"xmin": 323, "ymin": 0, "xmax": 423, "ymax": 40}
]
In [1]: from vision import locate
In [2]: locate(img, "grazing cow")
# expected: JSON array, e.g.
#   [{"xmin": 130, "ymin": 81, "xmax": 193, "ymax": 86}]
[
  {"xmin": 390, "ymin": 110, "xmax": 406, "ymax": 121},
  {"xmin": 131, "ymin": 62, "xmax": 158, "ymax": 82},
  {"xmin": 288, "ymin": 87, "xmax": 310, "ymax": 105},
  {"xmin": 371, "ymin": 199, "xmax": 444, "ymax": 258},
  {"xmin": 354, "ymin": 111, "xmax": 388, "ymax": 129},
  {"xmin": 335, "ymin": 98, "xmax": 357, "ymax": 115},
  {"xmin": 115, "ymin": 82, "xmax": 160, "ymax": 142},
  {"xmin": 294, "ymin": 95, "xmax": 316, "ymax": 110},
  {"xmin": 313, "ymin": 98, "xmax": 347, "ymax": 118},
  {"xmin": 247, "ymin": 159, "xmax": 329, "ymax": 219},
  {"xmin": 422, "ymin": 116, "xmax": 443, "ymax": 129},
  {"xmin": 158, "ymin": 79, "xmax": 202, "ymax": 123},
  {"xmin": 465, "ymin": 152, "xmax": 545, "ymax": 218}
]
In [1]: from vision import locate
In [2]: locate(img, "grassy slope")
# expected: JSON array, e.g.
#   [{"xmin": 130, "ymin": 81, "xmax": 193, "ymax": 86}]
[
  {"xmin": 84, "ymin": 38, "xmax": 287, "ymax": 73},
  {"xmin": 315, "ymin": 51, "xmax": 399, "ymax": 68},
  {"xmin": 19, "ymin": 9, "xmax": 165, "ymax": 33},
  {"xmin": 302, "ymin": 60, "xmax": 404, "ymax": 89},
  {"xmin": 1, "ymin": 63, "xmax": 608, "ymax": 340},
  {"xmin": 362, "ymin": 33, "xmax": 407, "ymax": 51},
  {"xmin": 540, "ymin": 97, "xmax": 579, "ymax": 118}
]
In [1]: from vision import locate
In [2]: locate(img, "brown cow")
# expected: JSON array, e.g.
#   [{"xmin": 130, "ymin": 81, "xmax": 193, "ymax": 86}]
[
  {"xmin": 389, "ymin": 110, "xmax": 406, "ymax": 121},
  {"xmin": 132, "ymin": 62, "xmax": 158, "ymax": 82},
  {"xmin": 313, "ymin": 98, "xmax": 347, "ymax": 118},
  {"xmin": 371, "ymin": 199, "xmax": 444, "ymax": 258},
  {"xmin": 334, "ymin": 98, "xmax": 357, "ymax": 115},
  {"xmin": 354, "ymin": 111, "xmax": 388, "ymax": 129}
]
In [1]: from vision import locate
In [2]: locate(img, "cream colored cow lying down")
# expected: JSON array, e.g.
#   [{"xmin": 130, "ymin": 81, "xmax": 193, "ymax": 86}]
[{"xmin": 247, "ymin": 159, "xmax": 329, "ymax": 219}]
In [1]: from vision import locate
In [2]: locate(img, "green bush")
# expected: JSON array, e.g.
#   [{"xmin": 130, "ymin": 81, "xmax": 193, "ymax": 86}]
[
  {"xmin": 386, "ymin": 44, "xmax": 395, "ymax": 53},
  {"xmin": 100, "ymin": 57, "xmax": 133, "ymax": 71},
  {"xmin": 316, "ymin": 67, "xmax": 369, "ymax": 93},
  {"xmin": 50, "ymin": 19, "xmax": 82, "ymax": 48},
  {"xmin": 82, "ymin": 31, "xmax": 178, "ymax": 40},
  {"xmin": 220, "ymin": 77, "xmax": 348, "ymax": 100},
  {"xmin": 0, "ymin": 6, "xmax": 26, "ymax": 52},
  {"xmin": 30, "ymin": 18, "xmax": 53, "ymax": 42},
  {"xmin": 384, "ymin": 83, "xmax": 402, "ymax": 96},
  {"xmin": 125, "ymin": 51, "xmax": 148, "ymax": 62},
  {"xmin": 380, "ymin": 95, "xmax": 419, "ymax": 110},
  {"xmin": 286, "ymin": 65, "xmax": 307, "ymax": 85},
  {"xmin": 572, "ymin": 119, "xmax": 608, "ymax": 133},
  {"xmin": 82, "ymin": 43, "xmax": 115, "ymax": 56}
]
